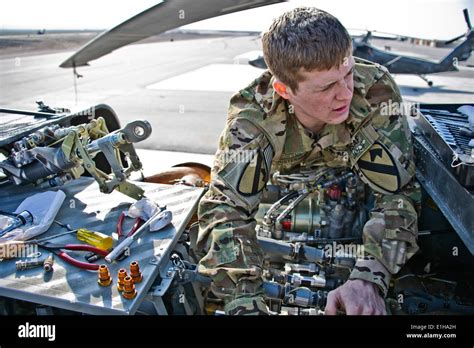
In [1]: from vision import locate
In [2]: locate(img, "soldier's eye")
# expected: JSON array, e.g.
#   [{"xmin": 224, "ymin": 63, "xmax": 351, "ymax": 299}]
[{"xmin": 320, "ymin": 84, "xmax": 334, "ymax": 92}]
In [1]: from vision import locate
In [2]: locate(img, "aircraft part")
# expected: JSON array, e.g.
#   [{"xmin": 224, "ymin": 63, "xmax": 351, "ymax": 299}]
[
  {"xmin": 60, "ymin": 0, "xmax": 285, "ymax": 68},
  {"xmin": 0, "ymin": 116, "xmax": 151, "ymax": 199}
]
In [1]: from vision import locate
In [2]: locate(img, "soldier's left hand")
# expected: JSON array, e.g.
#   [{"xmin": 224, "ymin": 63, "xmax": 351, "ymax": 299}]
[{"xmin": 324, "ymin": 279, "xmax": 387, "ymax": 315}]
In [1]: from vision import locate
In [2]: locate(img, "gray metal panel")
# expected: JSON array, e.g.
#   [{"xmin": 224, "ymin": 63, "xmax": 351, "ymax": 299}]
[
  {"xmin": 0, "ymin": 177, "xmax": 203, "ymax": 314},
  {"xmin": 414, "ymin": 135, "xmax": 474, "ymax": 255}
]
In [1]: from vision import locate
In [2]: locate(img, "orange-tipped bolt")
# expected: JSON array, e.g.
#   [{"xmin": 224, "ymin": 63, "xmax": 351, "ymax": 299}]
[
  {"xmin": 98, "ymin": 264, "xmax": 112, "ymax": 286},
  {"xmin": 122, "ymin": 276, "xmax": 136, "ymax": 299},
  {"xmin": 129, "ymin": 261, "xmax": 142, "ymax": 283},
  {"xmin": 117, "ymin": 268, "xmax": 127, "ymax": 292}
]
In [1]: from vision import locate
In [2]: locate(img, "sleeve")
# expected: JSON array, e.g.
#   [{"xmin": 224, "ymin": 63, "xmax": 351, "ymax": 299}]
[
  {"xmin": 196, "ymin": 116, "xmax": 274, "ymax": 286},
  {"xmin": 349, "ymin": 71, "xmax": 421, "ymax": 297}
]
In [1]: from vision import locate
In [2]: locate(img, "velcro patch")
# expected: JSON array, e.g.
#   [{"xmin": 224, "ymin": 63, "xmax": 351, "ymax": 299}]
[
  {"xmin": 357, "ymin": 141, "xmax": 401, "ymax": 193},
  {"xmin": 218, "ymin": 136, "xmax": 274, "ymax": 208},
  {"xmin": 238, "ymin": 149, "xmax": 269, "ymax": 196}
]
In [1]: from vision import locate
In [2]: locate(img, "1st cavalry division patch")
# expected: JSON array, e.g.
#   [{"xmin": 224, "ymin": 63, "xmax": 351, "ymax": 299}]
[
  {"xmin": 357, "ymin": 141, "xmax": 401, "ymax": 193},
  {"xmin": 237, "ymin": 147, "xmax": 271, "ymax": 196}
]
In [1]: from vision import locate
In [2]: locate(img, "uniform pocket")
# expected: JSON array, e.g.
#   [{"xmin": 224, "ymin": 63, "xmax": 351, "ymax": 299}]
[
  {"xmin": 205, "ymin": 224, "xmax": 238, "ymax": 267},
  {"xmin": 383, "ymin": 209, "xmax": 417, "ymax": 245}
]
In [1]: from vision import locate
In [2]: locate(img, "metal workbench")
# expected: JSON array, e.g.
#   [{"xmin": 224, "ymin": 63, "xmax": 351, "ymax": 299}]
[{"xmin": 0, "ymin": 177, "xmax": 203, "ymax": 315}]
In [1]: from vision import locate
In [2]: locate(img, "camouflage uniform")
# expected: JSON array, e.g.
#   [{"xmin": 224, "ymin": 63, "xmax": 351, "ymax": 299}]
[{"xmin": 197, "ymin": 58, "xmax": 420, "ymax": 314}]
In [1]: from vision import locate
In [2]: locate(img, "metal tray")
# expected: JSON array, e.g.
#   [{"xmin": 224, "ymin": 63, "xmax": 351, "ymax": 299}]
[{"xmin": 414, "ymin": 103, "xmax": 474, "ymax": 188}]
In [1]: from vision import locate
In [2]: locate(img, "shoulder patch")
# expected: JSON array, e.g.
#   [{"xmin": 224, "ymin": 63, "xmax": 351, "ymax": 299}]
[
  {"xmin": 357, "ymin": 141, "xmax": 401, "ymax": 193},
  {"xmin": 217, "ymin": 136, "xmax": 274, "ymax": 208},
  {"xmin": 238, "ymin": 147, "xmax": 270, "ymax": 196}
]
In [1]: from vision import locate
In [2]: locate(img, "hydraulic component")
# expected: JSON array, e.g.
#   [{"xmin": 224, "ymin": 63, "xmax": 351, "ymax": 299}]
[
  {"xmin": 256, "ymin": 168, "xmax": 366, "ymax": 243},
  {"xmin": 263, "ymin": 280, "xmax": 328, "ymax": 309},
  {"xmin": 0, "ymin": 118, "xmax": 152, "ymax": 199}
]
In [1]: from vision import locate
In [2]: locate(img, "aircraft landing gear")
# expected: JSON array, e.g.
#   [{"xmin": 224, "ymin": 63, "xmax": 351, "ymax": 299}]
[{"xmin": 418, "ymin": 75, "xmax": 433, "ymax": 87}]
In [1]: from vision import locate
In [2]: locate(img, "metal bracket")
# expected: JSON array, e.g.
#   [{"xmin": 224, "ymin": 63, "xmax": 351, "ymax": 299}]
[{"xmin": 152, "ymin": 260, "xmax": 176, "ymax": 297}]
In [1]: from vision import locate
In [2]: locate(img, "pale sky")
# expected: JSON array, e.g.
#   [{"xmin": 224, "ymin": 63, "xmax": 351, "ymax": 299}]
[{"xmin": 1, "ymin": 0, "xmax": 473, "ymax": 40}]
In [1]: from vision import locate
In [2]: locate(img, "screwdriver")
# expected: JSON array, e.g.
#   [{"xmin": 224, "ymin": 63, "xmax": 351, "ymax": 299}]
[
  {"xmin": 55, "ymin": 221, "xmax": 113, "ymax": 251},
  {"xmin": 76, "ymin": 228, "xmax": 113, "ymax": 251}
]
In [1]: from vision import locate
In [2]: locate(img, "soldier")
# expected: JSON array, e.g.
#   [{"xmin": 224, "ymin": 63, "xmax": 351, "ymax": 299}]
[{"xmin": 196, "ymin": 7, "xmax": 419, "ymax": 315}]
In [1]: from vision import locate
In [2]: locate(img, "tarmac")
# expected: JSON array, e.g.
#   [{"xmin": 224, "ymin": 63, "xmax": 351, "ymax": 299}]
[{"xmin": 1, "ymin": 32, "xmax": 473, "ymax": 174}]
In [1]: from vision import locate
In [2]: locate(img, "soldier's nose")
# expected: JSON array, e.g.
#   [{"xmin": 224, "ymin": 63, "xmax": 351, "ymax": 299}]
[{"xmin": 336, "ymin": 80, "xmax": 353, "ymax": 101}]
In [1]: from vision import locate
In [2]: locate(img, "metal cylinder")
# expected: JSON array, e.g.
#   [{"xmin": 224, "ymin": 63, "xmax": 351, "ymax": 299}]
[
  {"xmin": 117, "ymin": 268, "xmax": 127, "ymax": 292},
  {"xmin": 16, "ymin": 259, "xmax": 43, "ymax": 271},
  {"xmin": 122, "ymin": 276, "xmax": 137, "ymax": 299},
  {"xmin": 43, "ymin": 253, "xmax": 54, "ymax": 272},
  {"xmin": 291, "ymin": 198, "xmax": 321, "ymax": 234},
  {"xmin": 262, "ymin": 281, "xmax": 284, "ymax": 300},
  {"xmin": 284, "ymin": 263, "xmax": 318, "ymax": 275},
  {"xmin": 328, "ymin": 204, "xmax": 345, "ymax": 239},
  {"xmin": 130, "ymin": 261, "xmax": 142, "ymax": 283},
  {"xmin": 257, "ymin": 236, "xmax": 325, "ymax": 263},
  {"xmin": 21, "ymin": 147, "xmax": 76, "ymax": 183},
  {"xmin": 255, "ymin": 198, "xmax": 322, "ymax": 234},
  {"xmin": 98, "ymin": 264, "xmax": 112, "ymax": 286},
  {"xmin": 290, "ymin": 273, "xmax": 326, "ymax": 288},
  {"xmin": 263, "ymin": 281, "xmax": 327, "ymax": 308}
]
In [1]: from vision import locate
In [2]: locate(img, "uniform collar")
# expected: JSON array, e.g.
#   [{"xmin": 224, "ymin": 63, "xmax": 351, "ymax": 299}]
[
  {"xmin": 291, "ymin": 113, "xmax": 352, "ymax": 152},
  {"xmin": 254, "ymin": 71, "xmax": 283, "ymax": 116}
]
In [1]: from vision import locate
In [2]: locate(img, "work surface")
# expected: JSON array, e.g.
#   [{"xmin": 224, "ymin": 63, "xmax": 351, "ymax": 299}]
[{"xmin": 0, "ymin": 177, "xmax": 203, "ymax": 315}]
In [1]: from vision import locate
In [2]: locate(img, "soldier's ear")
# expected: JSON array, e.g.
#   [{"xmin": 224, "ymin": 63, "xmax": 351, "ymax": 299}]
[{"xmin": 273, "ymin": 80, "xmax": 291, "ymax": 100}]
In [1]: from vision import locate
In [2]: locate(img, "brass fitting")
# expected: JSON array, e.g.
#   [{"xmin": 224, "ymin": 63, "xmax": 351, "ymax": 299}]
[
  {"xmin": 122, "ymin": 276, "xmax": 136, "ymax": 299},
  {"xmin": 43, "ymin": 253, "xmax": 54, "ymax": 272},
  {"xmin": 129, "ymin": 261, "xmax": 142, "ymax": 283},
  {"xmin": 98, "ymin": 264, "xmax": 112, "ymax": 286},
  {"xmin": 117, "ymin": 268, "xmax": 127, "ymax": 292}
]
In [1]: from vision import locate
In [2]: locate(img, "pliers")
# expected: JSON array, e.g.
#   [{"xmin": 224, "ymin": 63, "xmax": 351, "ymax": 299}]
[
  {"xmin": 38, "ymin": 242, "xmax": 109, "ymax": 271},
  {"xmin": 116, "ymin": 212, "xmax": 143, "ymax": 239}
]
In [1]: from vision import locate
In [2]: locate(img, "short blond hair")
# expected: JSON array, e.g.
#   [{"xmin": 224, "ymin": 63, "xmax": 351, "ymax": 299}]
[{"xmin": 262, "ymin": 7, "xmax": 352, "ymax": 92}]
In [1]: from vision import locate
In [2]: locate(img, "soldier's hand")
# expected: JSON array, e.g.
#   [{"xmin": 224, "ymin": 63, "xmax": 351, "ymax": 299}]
[{"xmin": 324, "ymin": 279, "xmax": 387, "ymax": 315}]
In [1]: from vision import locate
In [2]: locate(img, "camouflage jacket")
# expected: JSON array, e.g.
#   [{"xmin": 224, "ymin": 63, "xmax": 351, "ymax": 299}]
[{"xmin": 197, "ymin": 58, "xmax": 419, "ymax": 297}]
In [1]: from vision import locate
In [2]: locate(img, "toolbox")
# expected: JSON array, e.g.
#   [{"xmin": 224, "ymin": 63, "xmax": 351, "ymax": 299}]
[{"xmin": 414, "ymin": 103, "xmax": 474, "ymax": 189}]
